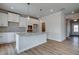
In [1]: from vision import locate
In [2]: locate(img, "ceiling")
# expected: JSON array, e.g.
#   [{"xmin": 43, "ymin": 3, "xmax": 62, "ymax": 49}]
[{"xmin": 0, "ymin": 3, "xmax": 79, "ymax": 18}]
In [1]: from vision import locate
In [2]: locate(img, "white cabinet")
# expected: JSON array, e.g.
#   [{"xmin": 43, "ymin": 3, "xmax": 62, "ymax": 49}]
[
  {"xmin": 8, "ymin": 12, "xmax": 19, "ymax": 22},
  {"xmin": 33, "ymin": 18, "xmax": 39, "ymax": 24},
  {"xmin": 0, "ymin": 12, "xmax": 8, "ymax": 26},
  {"xmin": 0, "ymin": 33, "xmax": 15, "ymax": 44},
  {"xmin": 27, "ymin": 18, "xmax": 33, "ymax": 25},
  {"xmin": 27, "ymin": 18, "xmax": 39, "ymax": 25},
  {"xmin": 19, "ymin": 16, "xmax": 39, "ymax": 28},
  {"xmin": 19, "ymin": 16, "xmax": 27, "ymax": 27}
]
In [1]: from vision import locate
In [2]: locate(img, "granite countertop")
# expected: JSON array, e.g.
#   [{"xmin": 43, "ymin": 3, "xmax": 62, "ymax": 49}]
[{"xmin": 16, "ymin": 32, "xmax": 46, "ymax": 37}]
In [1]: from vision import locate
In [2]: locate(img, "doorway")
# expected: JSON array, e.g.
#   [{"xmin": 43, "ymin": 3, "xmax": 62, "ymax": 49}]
[
  {"xmin": 70, "ymin": 20, "xmax": 79, "ymax": 36},
  {"xmin": 42, "ymin": 22, "xmax": 45, "ymax": 32}
]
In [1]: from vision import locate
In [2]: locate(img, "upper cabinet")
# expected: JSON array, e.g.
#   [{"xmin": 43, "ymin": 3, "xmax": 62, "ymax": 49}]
[
  {"xmin": 0, "ymin": 12, "xmax": 8, "ymax": 26},
  {"xmin": 19, "ymin": 16, "xmax": 27, "ymax": 27},
  {"xmin": 27, "ymin": 18, "xmax": 39, "ymax": 25},
  {"xmin": 32, "ymin": 18, "xmax": 39, "ymax": 24},
  {"xmin": 8, "ymin": 12, "xmax": 19, "ymax": 22},
  {"xmin": 27, "ymin": 18, "xmax": 33, "ymax": 25}
]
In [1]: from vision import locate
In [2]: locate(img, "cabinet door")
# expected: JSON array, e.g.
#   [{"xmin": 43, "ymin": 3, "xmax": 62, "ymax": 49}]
[
  {"xmin": 27, "ymin": 18, "xmax": 39, "ymax": 25},
  {"xmin": 19, "ymin": 17, "xmax": 27, "ymax": 27},
  {"xmin": 27, "ymin": 18, "xmax": 33, "ymax": 25},
  {"xmin": 8, "ymin": 12, "xmax": 14, "ymax": 22},
  {"xmin": 2, "ymin": 13, "xmax": 8, "ymax": 26},
  {"xmin": 0, "ymin": 33, "xmax": 15, "ymax": 44},
  {"xmin": 0, "ymin": 13, "xmax": 2, "ymax": 26},
  {"xmin": 0, "ymin": 12, "xmax": 8, "ymax": 26},
  {"xmin": 13, "ymin": 14, "xmax": 19, "ymax": 22},
  {"xmin": 33, "ymin": 19, "xmax": 39, "ymax": 24},
  {"xmin": 8, "ymin": 12, "xmax": 19, "ymax": 22}
]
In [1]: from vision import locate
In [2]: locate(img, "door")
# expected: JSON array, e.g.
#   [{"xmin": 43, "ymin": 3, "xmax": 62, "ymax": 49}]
[
  {"xmin": 42, "ymin": 22, "xmax": 45, "ymax": 32},
  {"xmin": 70, "ymin": 20, "xmax": 79, "ymax": 35}
]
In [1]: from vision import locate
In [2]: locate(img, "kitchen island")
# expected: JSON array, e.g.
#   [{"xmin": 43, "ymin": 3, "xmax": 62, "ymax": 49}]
[{"xmin": 15, "ymin": 32, "xmax": 47, "ymax": 53}]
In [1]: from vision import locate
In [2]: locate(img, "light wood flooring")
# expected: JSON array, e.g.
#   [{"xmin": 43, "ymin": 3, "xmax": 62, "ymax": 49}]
[{"xmin": 0, "ymin": 36, "xmax": 79, "ymax": 55}]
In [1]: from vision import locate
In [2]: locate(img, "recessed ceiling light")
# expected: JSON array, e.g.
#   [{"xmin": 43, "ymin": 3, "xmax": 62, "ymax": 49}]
[
  {"xmin": 72, "ymin": 11, "xmax": 75, "ymax": 13},
  {"xmin": 50, "ymin": 9, "xmax": 53, "ymax": 12},
  {"xmin": 74, "ymin": 19, "xmax": 77, "ymax": 21},
  {"xmin": 10, "ymin": 7, "xmax": 14, "ymax": 9}
]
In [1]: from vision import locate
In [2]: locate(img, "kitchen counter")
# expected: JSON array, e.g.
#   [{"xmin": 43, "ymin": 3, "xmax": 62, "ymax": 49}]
[
  {"xmin": 16, "ymin": 32, "xmax": 46, "ymax": 37},
  {"xmin": 15, "ymin": 32, "xmax": 47, "ymax": 53}
]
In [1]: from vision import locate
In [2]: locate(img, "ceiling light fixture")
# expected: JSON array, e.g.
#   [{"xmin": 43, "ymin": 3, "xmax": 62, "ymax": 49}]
[
  {"xmin": 72, "ymin": 11, "xmax": 75, "ymax": 13},
  {"xmin": 27, "ymin": 16, "xmax": 30, "ymax": 20},
  {"xmin": 27, "ymin": 3, "xmax": 30, "ymax": 20},
  {"xmin": 74, "ymin": 19, "xmax": 77, "ymax": 21},
  {"xmin": 10, "ymin": 7, "xmax": 14, "ymax": 9},
  {"xmin": 40, "ymin": 9, "xmax": 43, "ymax": 17}
]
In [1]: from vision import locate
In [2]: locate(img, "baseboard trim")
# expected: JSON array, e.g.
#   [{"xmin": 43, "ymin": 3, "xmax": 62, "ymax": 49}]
[{"xmin": 48, "ymin": 37, "xmax": 66, "ymax": 42}]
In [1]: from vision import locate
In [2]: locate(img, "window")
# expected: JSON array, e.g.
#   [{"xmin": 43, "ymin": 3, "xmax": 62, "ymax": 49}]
[{"xmin": 74, "ymin": 25, "xmax": 78, "ymax": 32}]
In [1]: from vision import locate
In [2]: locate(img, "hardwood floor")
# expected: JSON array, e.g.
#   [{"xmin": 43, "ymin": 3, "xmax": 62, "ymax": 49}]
[
  {"xmin": 0, "ymin": 36, "xmax": 79, "ymax": 55},
  {"xmin": 0, "ymin": 43, "xmax": 16, "ymax": 55}
]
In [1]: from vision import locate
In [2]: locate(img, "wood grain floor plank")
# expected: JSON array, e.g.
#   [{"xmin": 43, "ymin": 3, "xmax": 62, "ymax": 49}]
[{"xmin": 0, "ymin": 36, "xmax": 79, "ymax": 55}]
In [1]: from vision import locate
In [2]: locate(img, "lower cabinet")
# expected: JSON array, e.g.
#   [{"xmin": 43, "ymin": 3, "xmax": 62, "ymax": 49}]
[{"xmin": 0, "ymin": 33, "xmax": 15, "ymax": 44}]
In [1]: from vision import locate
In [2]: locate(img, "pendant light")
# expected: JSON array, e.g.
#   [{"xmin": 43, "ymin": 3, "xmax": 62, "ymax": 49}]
[
  {"xmin": 40, "ymin": 9, "xmax": 43, "ymax": 18},
  {"xmin": 27, "ymin": 3, "xmax": 30, "ymax": 20}
]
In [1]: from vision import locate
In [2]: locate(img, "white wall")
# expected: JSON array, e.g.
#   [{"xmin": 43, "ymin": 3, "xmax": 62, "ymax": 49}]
[
  {"xmin": 40, "ymin": 11, "xmax": 66, "ymax": 42},
  {"xmin": 39, "ymin": 17, "xmax": 45, "ymax": 32},
  {"xmin": 66, "ymin": 20, "xmax": 70, "ymax": 37}
]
